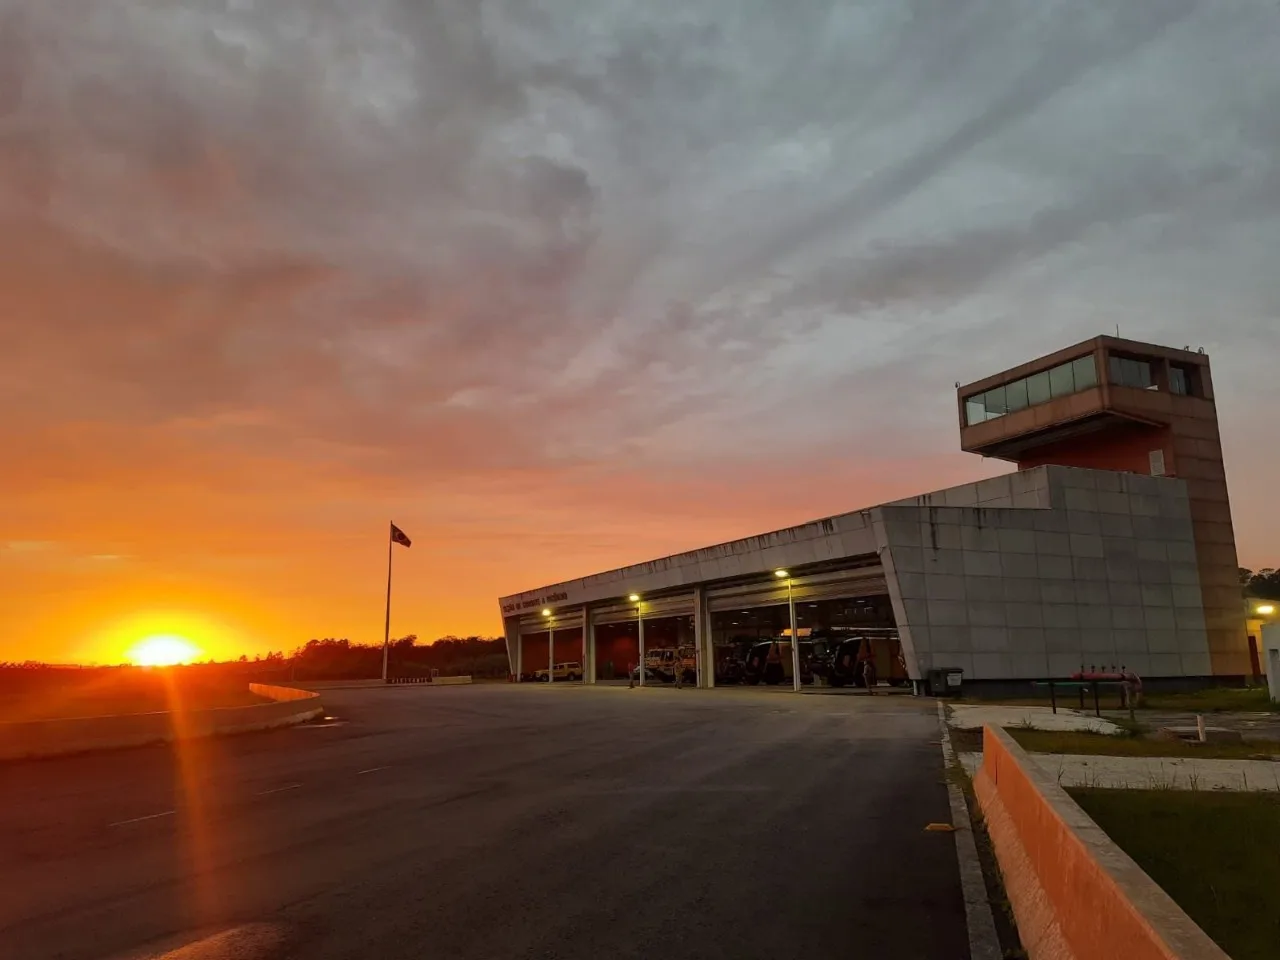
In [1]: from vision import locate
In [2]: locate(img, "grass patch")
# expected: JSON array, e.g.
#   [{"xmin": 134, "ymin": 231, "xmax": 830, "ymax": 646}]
[
  {"xmin": 1007, "ymin": 728, "xmax": 1280, "ymax": 760},
  {"xmin": 966, "ymin": 686, "xmax": 1279, "ymax": 713},
  {"xmin": 1070, "ymin": 789, "xmax": 1280, "ymax": 960},
  {"xmin": 1139, "ymin": 687, "xmax": 1279, "ymax": 713}
]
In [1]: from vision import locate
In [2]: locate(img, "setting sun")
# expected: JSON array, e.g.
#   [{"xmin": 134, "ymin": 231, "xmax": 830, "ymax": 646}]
[{"xmin": 127, "ymin": 635, "xmax": 202, "ymax": 667}]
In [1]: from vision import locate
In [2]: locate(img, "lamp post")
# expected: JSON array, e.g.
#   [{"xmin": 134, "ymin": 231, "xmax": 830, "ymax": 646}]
[
  {"xmin": 629, "ymin": 593, "xmax": 644, "ymax": 687},
  {"xmin": 776, "ymin": 570, "xmax": 801, "ymax": 692},
  {"xmin": 542, "ymin": 608, "xmax": 554, "ymax": 684}
]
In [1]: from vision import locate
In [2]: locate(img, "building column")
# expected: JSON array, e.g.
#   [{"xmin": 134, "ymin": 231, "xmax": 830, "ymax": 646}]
[
  {"xmin": 695, "ymin": 587, "xmax": 714, "ymax": 689},
  {"xmin": 638, "ymin": 607, "xmax": 645, "ymax": 687},
  {"xmin": 584, "ymin": 605, "xmax": 596, "ymax": 684},
  {"xmin": 505, "ymin": 617, "xmax": 521, "ymax": 681}
]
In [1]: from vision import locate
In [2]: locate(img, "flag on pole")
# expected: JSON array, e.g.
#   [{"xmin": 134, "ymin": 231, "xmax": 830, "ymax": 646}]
[{"xmin": 390, "ymin": 523, "xmax": 412, "ymax": 548}]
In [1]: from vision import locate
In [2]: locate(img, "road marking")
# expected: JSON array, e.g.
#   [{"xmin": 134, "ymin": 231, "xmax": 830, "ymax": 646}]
[
  {"xmin": 356, "ymin": 766, "xmax": 388, "ymax": 775},
  {"xmin": 937, "ymin": 702, "xmax": 1002, "ymax": 960},
  {"xmin": 255, "ymin": 783, "xmax": 302, "ymax": 796},
  {"xmin": 109, "ymin": 810, "xmax": 176, "ymax": 827}
]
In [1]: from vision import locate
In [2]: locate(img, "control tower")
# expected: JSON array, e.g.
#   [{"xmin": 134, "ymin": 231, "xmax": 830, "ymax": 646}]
[{"xmin": 958, "ymin": 336, "xmax": 1248, "ymax": 678}]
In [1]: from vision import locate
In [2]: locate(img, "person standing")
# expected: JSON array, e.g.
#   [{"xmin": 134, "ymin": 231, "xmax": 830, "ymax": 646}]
[{"xmin": 861, "ymin": 655, "xmax": 877, "ymax": 694}]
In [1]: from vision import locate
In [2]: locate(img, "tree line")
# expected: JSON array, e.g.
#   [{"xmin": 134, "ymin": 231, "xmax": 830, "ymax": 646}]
[
  {"xmin": 1240, "ymin": 567, "xmax": 1280, "ymax": 601},
  {"xmin": 1, "ymin": 636, "xmax": 508, "ymax": 681},
  {"xmin": 286, "ymin": 635, "xmax": 508, "ymax": 680}
]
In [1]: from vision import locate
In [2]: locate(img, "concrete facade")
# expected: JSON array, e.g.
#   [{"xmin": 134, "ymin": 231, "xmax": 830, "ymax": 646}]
[
  {"xmin": 499, "ymin": 464, "xmax": 1214, "ymax": 685},
  {"xmin": 499, "ymin": 337, "xmax": 1244, "ymax": 686},
  {"xmin": 880, "ymin": 466, "xmax": 1206, "ymax": 681}
]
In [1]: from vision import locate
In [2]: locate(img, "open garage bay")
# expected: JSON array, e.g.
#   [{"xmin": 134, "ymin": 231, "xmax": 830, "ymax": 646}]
[{"xmin": 0, "ymin": 685, "xmax": 970, "ymax": 960}]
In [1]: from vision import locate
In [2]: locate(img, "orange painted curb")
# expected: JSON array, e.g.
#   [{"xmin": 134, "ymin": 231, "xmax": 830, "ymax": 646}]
[{"xmin": 975, "ymin": 725, "xmax": 1228, "ymax": 960}]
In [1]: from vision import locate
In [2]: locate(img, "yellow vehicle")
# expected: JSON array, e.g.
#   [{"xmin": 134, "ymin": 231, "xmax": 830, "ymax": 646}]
[
  {"xmin": 635, "ymin": 647, "xmax": 697, "ymax": 684},
  {"xmin": 534, "ymin": 661, "xmax": 583, "ymax": 682}
]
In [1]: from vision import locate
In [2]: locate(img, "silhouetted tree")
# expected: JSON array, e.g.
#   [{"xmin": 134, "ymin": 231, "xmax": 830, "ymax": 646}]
[{"xmin": 1242, "ymin": 567, "xmax": 1280, "ymax": 600}]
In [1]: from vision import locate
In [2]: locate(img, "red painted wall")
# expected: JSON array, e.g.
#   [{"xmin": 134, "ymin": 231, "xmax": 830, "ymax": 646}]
[
  {"xmin": 554, "ymin": 628, "xmax": 583, "ymax": 665},
  {"xmin": 520, "ymin": 632, "xmax": 549, "ymax": 673},
  {"xmin": 519, "ymin": 629, "xmax": 584, "ymax": 675},
  {"xmin": 594, "ymin": 623, "xmax": 639, "ymax": 680},
  {"xmin": 1018, "ymin": 423, "xmax": 1171, "ymax": 476}
]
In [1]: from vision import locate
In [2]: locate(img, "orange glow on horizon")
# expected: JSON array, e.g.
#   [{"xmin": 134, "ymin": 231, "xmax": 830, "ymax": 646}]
[
  {"xmin": 127, "ymin": 634, "xmax": 202, "ymax": 666},
  {"xmin": 78, "ymin": 609, "xmax": 244, "ymax": 666}
]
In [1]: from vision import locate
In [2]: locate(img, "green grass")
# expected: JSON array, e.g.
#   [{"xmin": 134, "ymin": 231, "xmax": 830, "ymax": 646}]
[
  {"xmin": 1007, "ymin": 728, "xmax": 1280, "ymax": 760},
  {"xmin": 1138, "ymin": 687, "xmax": 1279, "ymax": 713},
  {"xmin": 967, "ymin": 686, "xmax": 1279, "ymax": 713},
  {"xmin": 1070, "ymin": 790, "xmax": 1280, "ymax": 960}
]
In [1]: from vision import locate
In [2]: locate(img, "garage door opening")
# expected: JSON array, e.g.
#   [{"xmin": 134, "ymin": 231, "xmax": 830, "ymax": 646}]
[
  {"xmin": 593, "ymin": 621, "xmax": 637, "ymax": 682},
  {"xmin": 710, "ymin": 594, "xmax": 906, "ymax": 689},
  {"xmin": 633, "ymin": 614, "xmax": 697, "ymax": 685},
  {"xmin": 592, "ymin": 616, "xmax": 697, "ymax": 684},
  {"xmin": 518, "ymin": 627, "xmax": 584, "ymax": 682}
]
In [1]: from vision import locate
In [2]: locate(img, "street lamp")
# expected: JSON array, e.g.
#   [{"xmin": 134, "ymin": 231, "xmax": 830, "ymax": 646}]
[
  {"xmin": 542, "ymin": 608, "xmax": 554, "ymax": 684},
  {"xmin": 775, "ymin": 570, "xmax": 801, "ymax": 692},
  {"xmin": 630, "ymin": 594, "xmax": 645, "ymax": 687}
]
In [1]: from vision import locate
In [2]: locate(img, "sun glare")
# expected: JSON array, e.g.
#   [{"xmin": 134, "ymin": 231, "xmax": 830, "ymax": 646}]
[{"xmin": 127, "ymin": 634, "xmax": 201, "ymax": 667}]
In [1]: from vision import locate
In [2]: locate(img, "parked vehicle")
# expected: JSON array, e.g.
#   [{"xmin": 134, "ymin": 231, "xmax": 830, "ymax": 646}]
[
  {"xmin": 630, "ymin": 647, "xmax": 697, "ymax": 684},
  {"xmin": 817, "ymin": 634, "xmax": 909, "ymax": 687},
  {"xmin": 714, "ymin": 639, "xmax": 755, "ymax": 684},
  {"xmin": 534, "ymin": 661, "xmax": 583, "ymax": 682},
  {"xmin": 742, "ymin": 639, "xmax": 814, "ymax": 685}
]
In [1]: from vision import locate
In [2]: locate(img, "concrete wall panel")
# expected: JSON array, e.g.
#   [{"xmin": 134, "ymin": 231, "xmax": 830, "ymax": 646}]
[{"xmin": 876, "ymin": 466, "xmax": 1210, "ymax": 681}]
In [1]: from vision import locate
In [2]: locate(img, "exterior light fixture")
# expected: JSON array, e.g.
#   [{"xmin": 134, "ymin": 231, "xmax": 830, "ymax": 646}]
[
  {"xmin": 1258, "ymin": 604, "xmax": 1276, "ymax": 616},
  {"xmin": 629, "ymin": 594, "xmax": 641, "ymax": 603},
  {"xmin": 541, "ymin": 608, "xmax": 551, "ymax": 617},
  {"xmin": 774, "ymin": 569, "xmax": 789, "ymax": 578}
]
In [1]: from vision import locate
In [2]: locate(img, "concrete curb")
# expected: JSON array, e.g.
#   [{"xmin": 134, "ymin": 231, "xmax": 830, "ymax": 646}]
[
  {"xmin": 0, "ymin": 683, "xmax": 324, "ymax": 762},
  {"xmin": 279, "ymin": 675, "xmax": 474, "ymax": 689},
  {"xmin": 974, "ymin": 724, "xmax": 1229, "ymax": 960},
  {"xmin": 936, "ymin": 704, "xmax": 1002, "ymax": 960}
]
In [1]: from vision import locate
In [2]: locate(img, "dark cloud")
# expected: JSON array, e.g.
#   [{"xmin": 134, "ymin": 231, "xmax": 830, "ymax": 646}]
[{"xmin": 1, "ymin": 0, "xmax": 1278, "ymax": 542}]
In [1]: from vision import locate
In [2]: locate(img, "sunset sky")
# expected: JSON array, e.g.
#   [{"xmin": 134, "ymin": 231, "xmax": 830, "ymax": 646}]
[{"xmin": 2, "ymin": 2, "xmax": 1279, "ymax": 664}]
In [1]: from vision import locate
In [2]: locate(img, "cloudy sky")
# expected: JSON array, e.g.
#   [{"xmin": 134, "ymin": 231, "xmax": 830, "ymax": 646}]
[{"xmin": 2, "ymin": 0, "xmax": 1278, "ymax": 661}]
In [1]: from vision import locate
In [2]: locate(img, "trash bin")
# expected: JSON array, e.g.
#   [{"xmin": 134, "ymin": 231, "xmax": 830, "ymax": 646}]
[{"xmin": 927, "ymin": 667, "xmax": 964, "ymax": 697}]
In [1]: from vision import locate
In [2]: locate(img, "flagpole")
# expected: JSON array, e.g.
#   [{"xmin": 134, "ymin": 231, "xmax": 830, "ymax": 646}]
[{"xmin": 381, "ymin": 522, "xmax": 393, "ymax": 683}]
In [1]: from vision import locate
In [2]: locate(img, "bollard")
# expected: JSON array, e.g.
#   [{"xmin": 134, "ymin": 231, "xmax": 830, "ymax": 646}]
[{"xmin": 1196, "ymin": 714, "xmax": 1206, "ymax": 743}]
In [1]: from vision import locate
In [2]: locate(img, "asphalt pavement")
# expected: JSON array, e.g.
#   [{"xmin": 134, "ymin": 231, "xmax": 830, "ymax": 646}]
[{"xmin": 0, "ymin": 684, "xmax": 971, "ymax": 960}]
